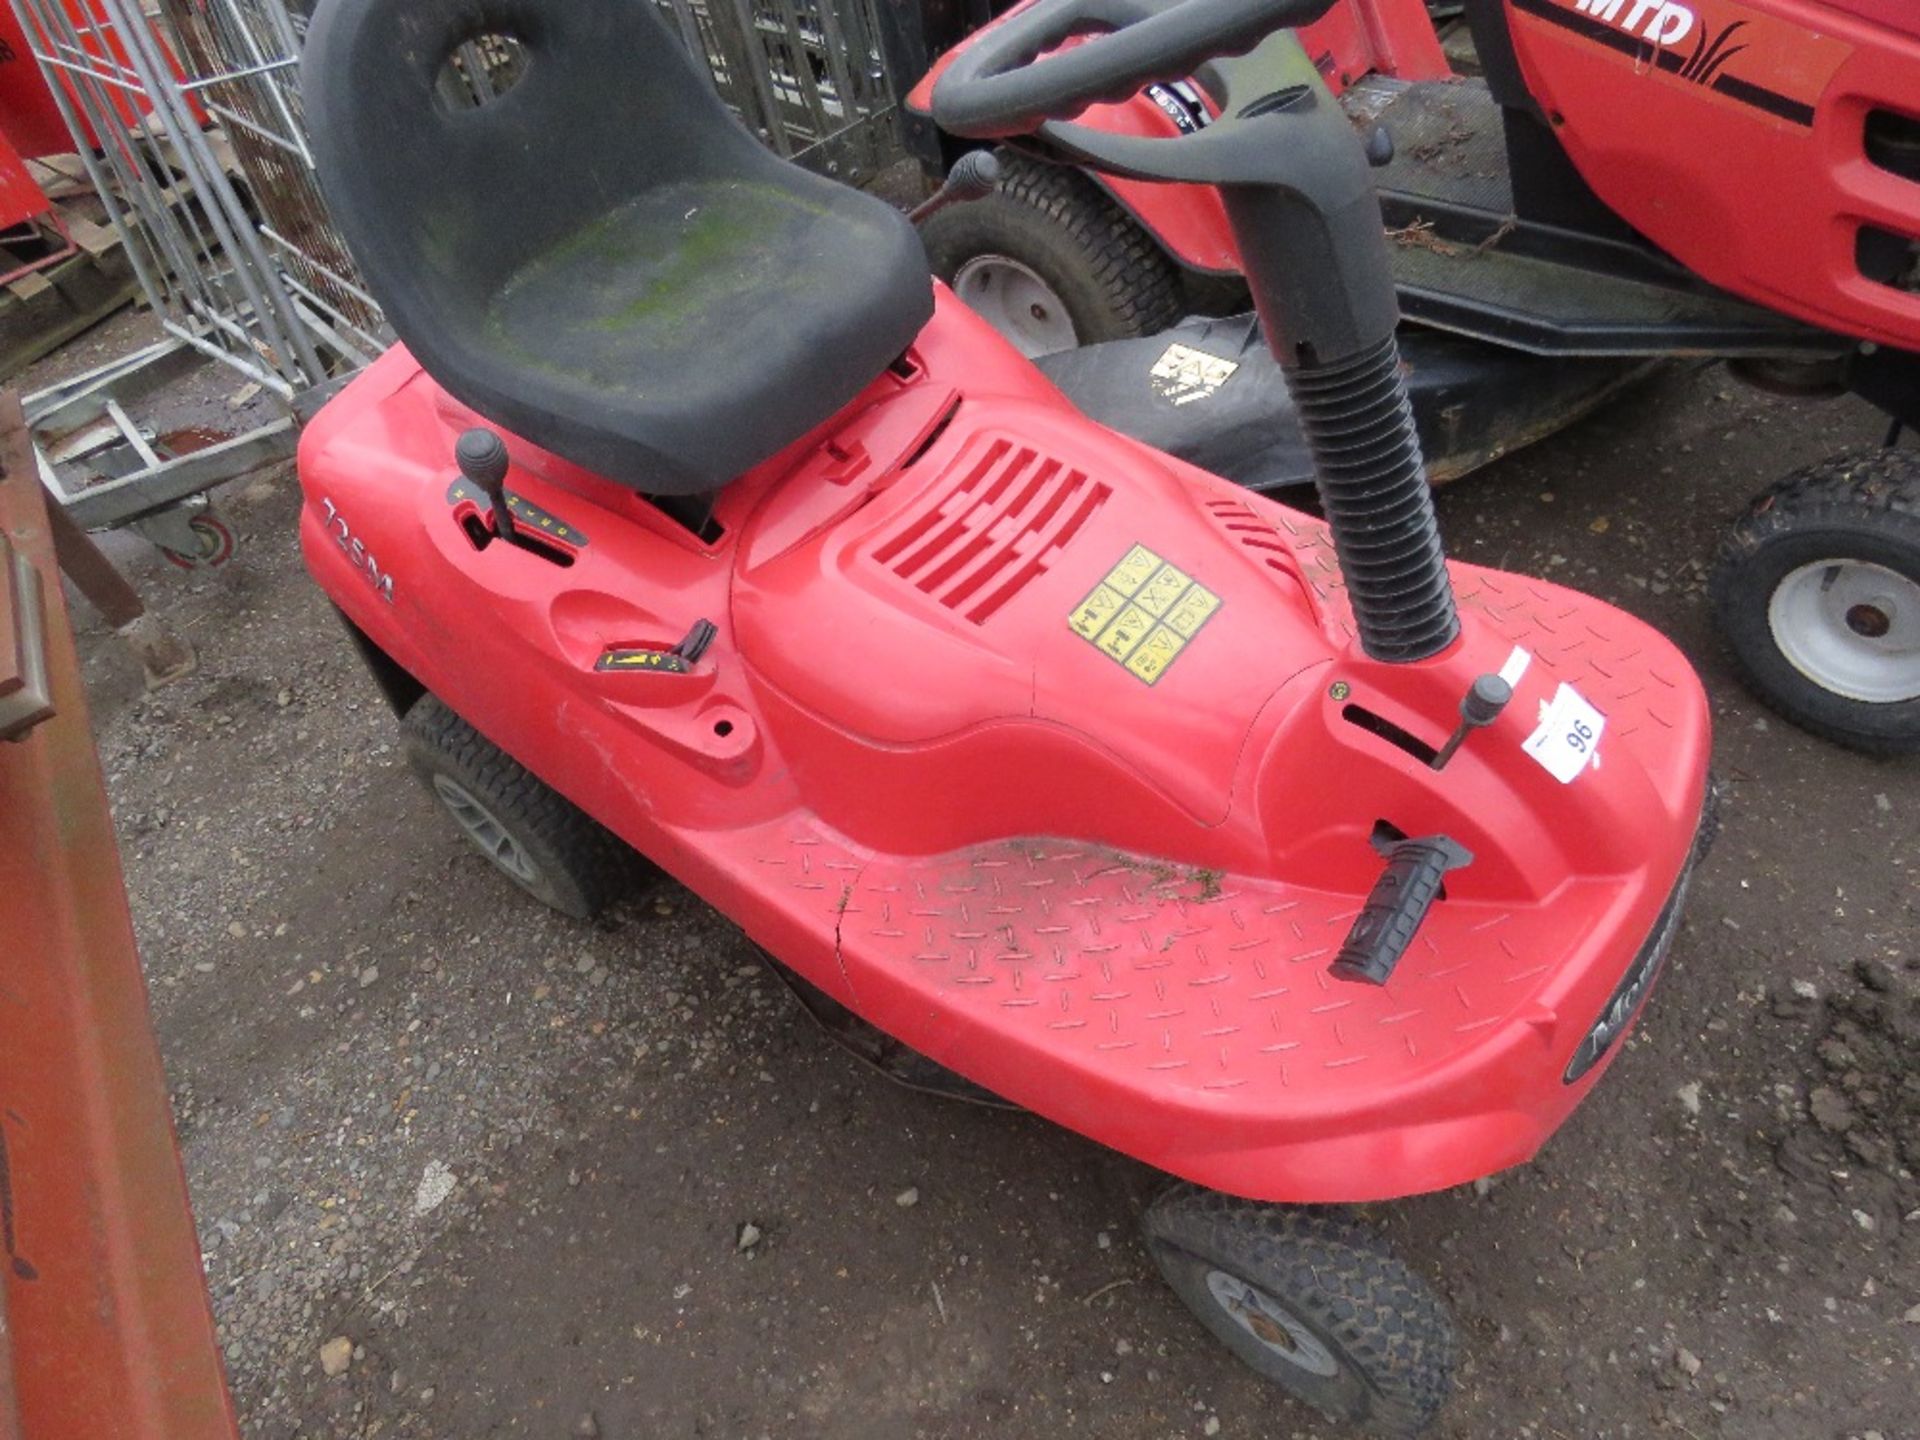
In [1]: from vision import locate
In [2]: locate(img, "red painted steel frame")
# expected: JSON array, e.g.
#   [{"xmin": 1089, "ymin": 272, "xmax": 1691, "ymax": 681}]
[
  {"xmin": 0, "ymin": 394, "xmax": 240, "ymax": 1440},
  {"xmin": 0, "ymin": 133, "xmax": 49, "ymax": 233},
  {"xmin": 0, "ymin": 7, "xmax": 85, "ymax": 159},
  {"xmin": 0, "ymin": 133, "xmax": 77, "ymax": 290},
  {"xmin": 0, "ymin": 2, "xmax": 209, "ymax": 158}
]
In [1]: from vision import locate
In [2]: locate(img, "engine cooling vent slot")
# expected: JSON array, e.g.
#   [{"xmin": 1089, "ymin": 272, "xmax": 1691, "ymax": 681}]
[
  {"xmin": 872, "ymin": 437, "xmax": 1110, "ymax": 623},
  {"xmin": 1203, "ymin": 496, "xmax": 1297, "ymax": 578}
]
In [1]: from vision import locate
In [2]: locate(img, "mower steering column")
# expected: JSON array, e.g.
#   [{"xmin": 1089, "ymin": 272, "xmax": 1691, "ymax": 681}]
[
  {"xmin": 1040, "ymin": 71, "xmax": 1458, "ymax": 662},
  {"xmin": 936, "ymin": 14, "xmax": 1461, "ymax": 663}
]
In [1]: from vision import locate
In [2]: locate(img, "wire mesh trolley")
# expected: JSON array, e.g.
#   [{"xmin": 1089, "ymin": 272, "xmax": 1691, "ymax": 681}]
[{"xmin": 8, "ymin": 0, "xmax": 377, "ymax": 565}]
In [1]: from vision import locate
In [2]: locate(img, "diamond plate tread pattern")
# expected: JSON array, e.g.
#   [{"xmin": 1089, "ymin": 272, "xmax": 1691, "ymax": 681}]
[
  {"xmin": 1249, "ymin": 508, "xmax": 1692, "ymax": 756},
  {"xmin": 747, "ymin": 822, "xmax": 1598, "ymax": 1109}
]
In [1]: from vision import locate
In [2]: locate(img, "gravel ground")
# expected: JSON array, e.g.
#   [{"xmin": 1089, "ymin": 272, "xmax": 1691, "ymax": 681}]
[{"xmin": 60, "ymin": 348, "xmax": 1919, "ymax": 1440}]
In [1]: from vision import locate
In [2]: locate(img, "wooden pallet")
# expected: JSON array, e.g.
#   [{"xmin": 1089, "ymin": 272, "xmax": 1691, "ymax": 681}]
[{"xmin": 0, "ymin": 159, "xmax": 142, "ymax": 383}]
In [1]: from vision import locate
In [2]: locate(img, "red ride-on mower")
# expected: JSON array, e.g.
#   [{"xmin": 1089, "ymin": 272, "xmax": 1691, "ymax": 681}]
[
  {"xmin": 914, "ymin": 0, "xmax": 1920, "ymax": 753},
  {"xmin": 298, "ymin": 0, "xmax": 1711, "ymax": 1430}
]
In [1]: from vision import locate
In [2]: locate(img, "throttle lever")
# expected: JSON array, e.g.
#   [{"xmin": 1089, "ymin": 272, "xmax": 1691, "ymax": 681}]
[
  {"xmin": 1430, "ymin": 673, "xmax": 1513, "ymax": 772},
  {"xmin": 456, "ymin": 428, "xmax": 515, "ymax": 544},
  {"xmin": 908, "ymin": 150, "xmax": 1004, "ymax": 224}
]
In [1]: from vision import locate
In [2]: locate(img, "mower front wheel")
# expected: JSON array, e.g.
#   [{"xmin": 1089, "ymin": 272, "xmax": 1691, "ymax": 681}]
[
  {"xmin": 918, "ymin": 152, "xmax": 1180, "ymax": 358},
  {"xmin": 401, "ymin": 694, "xmax": 635, "ymax": 918},
  {"xmin": 1141, "ymin": 1186, "xmax": 1456, "ymax": 1437},
  {"xmin": 1710, "ymin": 448, "xmax": 1920, "ymax": 754}
]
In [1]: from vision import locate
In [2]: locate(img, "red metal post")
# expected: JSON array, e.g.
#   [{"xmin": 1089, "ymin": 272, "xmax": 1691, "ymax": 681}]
[{"xmin": 0, "ymin": 389, "xmax": 240, "ymax": 1440}]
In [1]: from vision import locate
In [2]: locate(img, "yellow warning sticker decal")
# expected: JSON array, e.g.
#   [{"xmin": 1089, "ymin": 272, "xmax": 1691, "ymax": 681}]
[
  {"xmin": 1068, "ymin": 583, "xmax": 1127, "ymax": 640},
  {"xmin": 1135, "ymin": 561, "xmax": 1191, "ymax": 614},
  {"xmin": 1098, "ymin": 604, "xmax": 1155, "ymax": 661},
  {"xmin": 1165, "ymin": 586, "xmax": 1221, "ymax": 638},
  {"xmin": 1125, "ymin": 625, "xmax": 1184, "ymax": 684},
  {"xmin": 1108, "ymin": 544, "xmax": 1161, "ymax": 593},
  {"xmin": 1068, "ymin": 544, "xmax": 1222, "ymax": 684}
]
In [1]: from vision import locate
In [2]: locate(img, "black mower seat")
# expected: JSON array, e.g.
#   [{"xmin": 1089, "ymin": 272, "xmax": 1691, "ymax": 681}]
[{"xmin": 302, "ymin": 0, "xmax": 933, "ymax": 496}]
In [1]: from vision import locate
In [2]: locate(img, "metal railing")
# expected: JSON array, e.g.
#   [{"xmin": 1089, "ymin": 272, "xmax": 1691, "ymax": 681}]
[
  {"xmin": 159, "ymin": 0, "xmax": 384, "ymax": 361},
  {"xmin": 8, "ymin": 0, "xmax": 374, "ymax": 397},
  {"xmin": 656, "ymin": 0, "xmax": 914, "ymax": 184}
]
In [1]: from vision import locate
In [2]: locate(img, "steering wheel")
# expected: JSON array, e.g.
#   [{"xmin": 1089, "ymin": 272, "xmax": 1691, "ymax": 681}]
[{"xmin": 931, "ymin": 0, "xmax": 1334, "ymax": 140}]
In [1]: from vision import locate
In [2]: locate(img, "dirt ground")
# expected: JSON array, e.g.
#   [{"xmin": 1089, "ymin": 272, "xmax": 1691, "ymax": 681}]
[{"xmin": 59, "ymin": 337, "xmax": 1918, "ymax": 1440}]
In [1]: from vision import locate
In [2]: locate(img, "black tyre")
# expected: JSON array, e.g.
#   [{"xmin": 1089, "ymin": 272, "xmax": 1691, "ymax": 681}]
[
  {"xmin": 1141, "ymin": 1186, "xmax": 1456, "ymax": 1437},
  {"xmin": 1709, "ymin": 447, "xmax": 1920, "ymax": 754},
  {"xmin": 401, "ymin": 694, "xmax": 633, "ymax": 918},
  {"xmin": 918, "ymin": 151, "xmax": 1181, "ymax": 357}
]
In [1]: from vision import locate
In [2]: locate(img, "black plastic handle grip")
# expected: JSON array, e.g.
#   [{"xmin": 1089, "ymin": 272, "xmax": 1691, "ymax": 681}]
[
  {"xmin": 456, "ymin": 427, "xmax": 515, "ymax": 542},
  {"xmin": 931, "ymin": 0, "xmax": 1338, "ymax": 139},
  {"xmin": 907, "ymin": 149, "xmax": 1005, "ymax": 224},
  {"xmin": 1330, "ymin": 835, "xmax": 1473, "ymax": 987}
]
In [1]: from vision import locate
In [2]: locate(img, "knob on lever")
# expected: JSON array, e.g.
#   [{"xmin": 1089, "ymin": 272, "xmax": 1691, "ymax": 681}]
[
  {"xmin": 456, "ymin": 428, "xmax": 515, "ymax": 544},
  {"xmin": 1430, "ymin": 673, "xmax": 1513, "ymax": 771},
  {"xmin": 907, "ymin": 149, "xmax": 1003, "ymax": 224}
]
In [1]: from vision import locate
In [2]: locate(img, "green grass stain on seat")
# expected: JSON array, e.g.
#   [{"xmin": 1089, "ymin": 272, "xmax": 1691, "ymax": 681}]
[{"xmin": 483, "ymin": 178, "xmax": 869, "ymax": 399}]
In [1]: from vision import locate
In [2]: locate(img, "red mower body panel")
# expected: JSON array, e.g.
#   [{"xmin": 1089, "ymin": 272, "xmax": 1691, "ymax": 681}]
[
  {"xmin": 1506, "ymin": 0, "xmax": 1920, "ymax": 349},
  {"xmin": 300, "ymin": 290, "xmax": 1710, "ymax": 1203},
  {"xmin": 1819, "ymin": 0, "xmax": 1920, "ymax": 42}
]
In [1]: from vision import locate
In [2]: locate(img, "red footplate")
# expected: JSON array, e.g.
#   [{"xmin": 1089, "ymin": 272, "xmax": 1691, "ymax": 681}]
[{"xmin": 720, "ymin": 815, "xmax": 1659, "ymax": 1205}]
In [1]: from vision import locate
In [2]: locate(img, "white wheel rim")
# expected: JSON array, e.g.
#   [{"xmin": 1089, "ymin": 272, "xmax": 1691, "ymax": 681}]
[
  {"xmin": 951, "ymin": 254, "xmax": 1079, "ymax": 358},
  {"xmin": 1767, "ymin": 559, "xmax": 1920, "ymax": 704},
  {"xmin": 432, "ymin": 775, "xmax": 541, "ymax": 885},
  {"xmin": 1204, "ymin": 1268, "xmax": 1341, "ymax": 1376}
]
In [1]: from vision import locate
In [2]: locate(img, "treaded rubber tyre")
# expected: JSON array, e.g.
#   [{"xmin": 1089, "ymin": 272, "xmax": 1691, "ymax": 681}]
[
  {"xmin": 918, "ymin": 150, "xmax": 1181, "ymax": 351},
  {"xmin": 1709, "ymin": 447, "xmax": 1920, "ymax": 755},
  {"xmin": 1142, "ymin": 1186, "xmax": 1456, "ymax": 1437},
  {"xmin": 1181, "ymin": 267, "xmax": 1253, "ymax": 319},
  {"xmin": 401, "ymin": 694, "xmax": 633, "ymax": 918}
]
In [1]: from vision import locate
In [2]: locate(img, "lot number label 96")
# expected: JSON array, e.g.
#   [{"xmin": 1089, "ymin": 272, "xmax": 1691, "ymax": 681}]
[{"xmin": 1524, "ymin": 681, "xmax": 1606, "ymax": 784}]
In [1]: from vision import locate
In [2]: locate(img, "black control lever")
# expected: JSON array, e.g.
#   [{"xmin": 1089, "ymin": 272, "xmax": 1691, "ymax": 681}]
[
  {"xmin": 1330, "ymin": 833, "xmax": 1473, "ymax": 986},
  {"xmin": 672, "ymin": 618, "xmax": 718, "ymax": 664},
  {"xmin": 908, "ymin": 149, "xmax": 1003, "ymax": 225},
  {"xmin": 1430, "ymin": 673, "xmax": 1512, "ymax": 771},
  {"xmin": 1361, "ymin": 120, "xmax": 1393, "ymax": 167},
  {"xmin": 594, "ymin": 619, "xmax": 719, "ymax": 675},
  {"xmin": 456, "ymin": 428, "xmax": 515, "ymax": 544}
]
